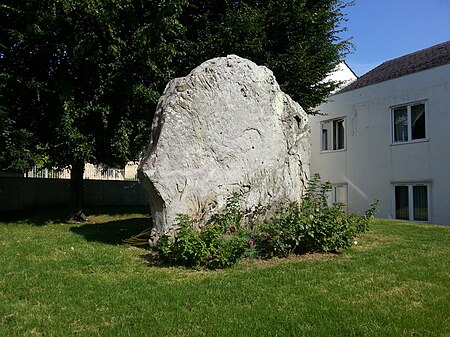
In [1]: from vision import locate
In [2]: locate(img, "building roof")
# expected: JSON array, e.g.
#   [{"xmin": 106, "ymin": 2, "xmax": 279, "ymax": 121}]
[{"xmin": 339, "ymin": 40, "xmax": 450, "ymax": 93}]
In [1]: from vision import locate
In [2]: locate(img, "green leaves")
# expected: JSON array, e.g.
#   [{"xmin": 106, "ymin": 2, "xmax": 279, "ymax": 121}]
[
  {"xmin": 1, "ymin": 0, "xmax": 352, "ymax": 174},
  {"xmin": 157, "ymin": 181, "xmax": 378, "ymax": 269},
  {"xmin": 178, "ymin": 0, "xmax": 352, "ymax": 112},
  {"xmin": 157, "ymin": 194, "xmax": 253, "ymax": 269},
  {"xmin": 256, "ymin": 174, "xmax": 378, "ymax": 258},
  {"xmin": 0, "ymin": 0, "xmax": 189, "ymax": 172}
]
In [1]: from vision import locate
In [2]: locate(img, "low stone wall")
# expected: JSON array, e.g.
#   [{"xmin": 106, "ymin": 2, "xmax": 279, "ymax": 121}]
[{"xmin": 0, "ymin": 177, "xmax": 147, "ymax": 212}]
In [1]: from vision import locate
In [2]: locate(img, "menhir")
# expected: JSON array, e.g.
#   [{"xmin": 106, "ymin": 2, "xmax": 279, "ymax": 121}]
[{"xmin": 138, "ymin": 55, "xmax": 310, "ymax": 246}]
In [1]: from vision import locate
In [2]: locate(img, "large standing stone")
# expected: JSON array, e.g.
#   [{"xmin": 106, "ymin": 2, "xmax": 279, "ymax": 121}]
[{"xmin": 138, "ymin": 55, "xmax": 310, "ymax": 244}]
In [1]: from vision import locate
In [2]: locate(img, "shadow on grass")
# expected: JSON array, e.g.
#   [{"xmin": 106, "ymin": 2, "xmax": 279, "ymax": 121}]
[
  {"xmin": 0, "ymin": 208, "xmax": 68, "ymax": 226},
  {"xmin": 83, "ymin": 206, "xmax": 150, "ymax": 217},
  {"xmin": 70, "ymin": 217, "xmax": 152, "ymax": 245},
  {"xmin": 0, "ymin": 206, "xmax": 150, "ymax": 227},
  {"xmin": 137, "ymin": 251, "xmax": 208, "ymax": 270}
]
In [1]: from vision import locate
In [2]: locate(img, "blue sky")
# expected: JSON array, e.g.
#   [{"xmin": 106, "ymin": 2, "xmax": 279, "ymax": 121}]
[{"xmin": 340, "ymin": 0, "xmax": 450, "ymax": 76}]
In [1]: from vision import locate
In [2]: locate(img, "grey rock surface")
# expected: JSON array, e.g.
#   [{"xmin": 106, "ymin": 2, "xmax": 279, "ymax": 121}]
[{"xmin": 138, "ymin": 55, "xmax": 310, "ymax": 244}]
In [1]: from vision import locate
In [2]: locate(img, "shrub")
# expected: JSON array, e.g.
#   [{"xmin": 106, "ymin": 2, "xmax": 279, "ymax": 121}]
[
  {"xmin": 157, "ymin": 214, "xmax": 209, "ymax": 267},
  {"xmin": 157, "ymin": 175, "xmax": 378, "ymax": 268},
  {"xmin": 157, "ymin": 194, "xmax": 254, "ymax": 269},
  {"xmin": 255, "ymin": 203, "xmax": 302, "ymax": 258},
  {"xmin": 256, "ymin": 173, "xmax": 378, "ymax": 257}
]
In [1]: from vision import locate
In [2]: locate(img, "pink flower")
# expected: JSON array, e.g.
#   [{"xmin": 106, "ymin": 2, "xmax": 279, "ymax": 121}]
[{"xmin": 247, "ymin": 240, "xmax": 254, "ymax": 247}]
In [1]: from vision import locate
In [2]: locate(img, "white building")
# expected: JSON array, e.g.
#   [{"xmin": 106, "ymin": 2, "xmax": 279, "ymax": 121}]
[
  {"xmin": 309, "ymin": 40, "xmax": 450, "ymax": 225},
  {"xmin": 321, "ymin": 61, "xmax": 357, "ymax": 93}
]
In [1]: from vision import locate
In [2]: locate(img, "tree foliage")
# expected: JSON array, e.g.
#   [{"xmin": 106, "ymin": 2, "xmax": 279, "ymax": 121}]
[
  {"xmin": 0, "ymin": 0, "xmax": 352, "ymax": 213},
  {"xmin": 1, "ymin": 0, "xmax": 186, "ymax": 173},
  {"xmin": 178, "ymin": 0, "xmax": 353, "ymax": 110}
]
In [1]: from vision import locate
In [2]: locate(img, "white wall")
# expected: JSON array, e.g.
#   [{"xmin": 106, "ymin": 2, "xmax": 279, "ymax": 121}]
[
  {"xmin": 322, "ymin": 62, "xmax": 358, "ymax": 93},
  {"xmin": 309, "ymin": 64, "xmax": 450, "ymax": 225}
]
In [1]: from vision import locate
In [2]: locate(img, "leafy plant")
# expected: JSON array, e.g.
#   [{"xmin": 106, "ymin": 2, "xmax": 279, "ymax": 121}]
[
  {"xmin": 158, "ymin": 214, "xmax": 209, "ymax": 267},
  {"xmin": 158, "ymin": 175, "xmax": 378, "ymax": 268},
  {"xmin": 157, "ymin": 194, "xmax": 253, "ymax": 269},
  {"xmin": 257, "ymin": 173, "xmax": 378, "ymax": 257}
]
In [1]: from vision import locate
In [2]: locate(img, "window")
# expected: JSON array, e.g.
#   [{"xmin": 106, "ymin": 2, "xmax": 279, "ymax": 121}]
[
  {"xmin": 394, "ymin": 184, "xmax": 429, "ymax": 221},
  {"xmin": 324, "ymin": 183, "xmax": 348, "ymax": 209},
  {"xmin": 334, "ymin": 184, "xmax": 348, "ymax": 205},
  {"xmin": 392, "ymin": 102, "xmax": 426, "ymax": 143},
  {"xmin": 321, "ymin": 118, "xmax": 345, "ymax": 151}
]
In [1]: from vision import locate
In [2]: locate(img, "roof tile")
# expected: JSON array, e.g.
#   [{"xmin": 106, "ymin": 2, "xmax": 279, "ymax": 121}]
[{"xmin": 339, "ymin": 40, "xmax": 450, "ymax": 93}]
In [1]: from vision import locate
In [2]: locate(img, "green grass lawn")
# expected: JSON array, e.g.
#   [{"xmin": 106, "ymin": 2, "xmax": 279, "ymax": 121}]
[{"xmin": 1, "ymin": 209, "xmax": 449, "ymax": 337}]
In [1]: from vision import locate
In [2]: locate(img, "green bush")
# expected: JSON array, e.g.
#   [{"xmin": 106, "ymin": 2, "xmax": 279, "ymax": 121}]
[
  {"xmin": 257, "ymin": 173, "xmax": 378, "ymax": 257},
  {"xmin": 158, "ymin": 175, "xmax": 378, "ymax": 269},
  {"xmin": 157, "ymin": 194, "xmax": 254, "ymax": 269},
  {"xmin": 158, "ymin": 214, "xmax": 209, "ymax": 267}
]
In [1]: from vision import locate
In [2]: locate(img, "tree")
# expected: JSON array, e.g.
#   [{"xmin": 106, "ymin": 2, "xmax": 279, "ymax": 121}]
[
  {"xmin": 177, "ymin": 0, "xmax": 353, "ymax": 111},
  {"xmin": 0, "ymin": 0, "xmax": 187, "ymax": 218},
  {"xmin": 1, "ymin": 0, "xmax": 352, "ymax": 218}
]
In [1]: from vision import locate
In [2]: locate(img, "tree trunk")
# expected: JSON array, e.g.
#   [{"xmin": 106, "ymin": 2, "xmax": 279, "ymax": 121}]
[{"xmin": 68, "ymin": 159, "xmax": 87, "ymax": 222}]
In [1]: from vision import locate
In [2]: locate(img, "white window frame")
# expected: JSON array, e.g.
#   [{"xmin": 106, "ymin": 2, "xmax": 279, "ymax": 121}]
[
  {"xmin": 320, "ymin": 117, "xmax": 346, "ymax": 152},
  {"xmin": 391, "ymin": 101, "xmax": 428, "ymax": 145},
  {"xmin": 392, "ymin": 183, "xmax": 431, "ymax": 222}
]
